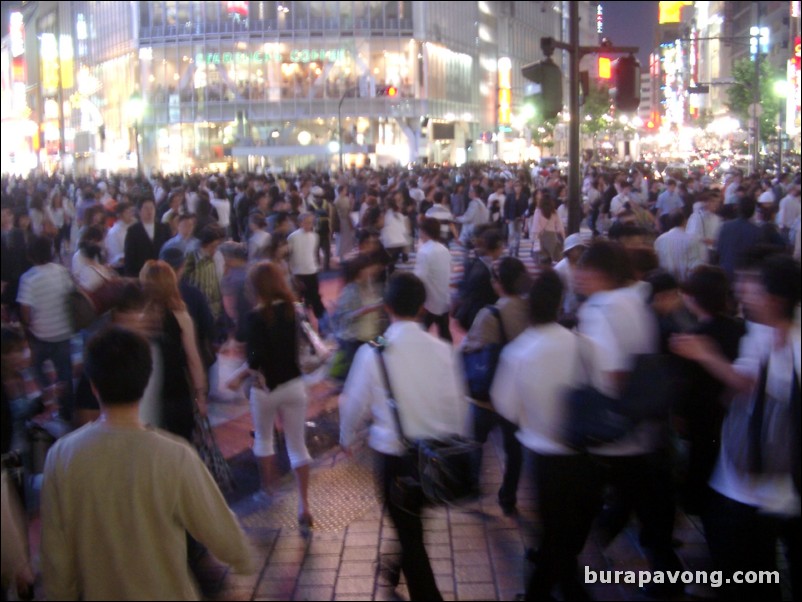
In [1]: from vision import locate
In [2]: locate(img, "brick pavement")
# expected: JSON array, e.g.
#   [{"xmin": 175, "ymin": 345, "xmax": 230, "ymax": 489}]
[{"xmin": 199, "ymin": 411, "xmax": 714, "ymax": 601}]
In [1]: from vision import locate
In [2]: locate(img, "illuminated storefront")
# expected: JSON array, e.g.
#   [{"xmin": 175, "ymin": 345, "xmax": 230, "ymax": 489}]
[
  {"xmin": 1, "ymin": 11, "xmax": 38, "ymax": 176},
  {"xmin": 7, "ymin": 1, "xmax": 588, "ymax": 174}
]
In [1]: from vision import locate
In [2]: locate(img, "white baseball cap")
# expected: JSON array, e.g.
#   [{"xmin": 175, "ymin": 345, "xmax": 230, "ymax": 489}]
[{"xmin": 563, "ymin": 233, "xmax": 587, "ymax": 255}]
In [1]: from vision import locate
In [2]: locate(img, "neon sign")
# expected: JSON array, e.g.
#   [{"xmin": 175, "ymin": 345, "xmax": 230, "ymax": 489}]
[{"xmin": 194, "ymin": 48, "xmax": 347, "ymax": 65}]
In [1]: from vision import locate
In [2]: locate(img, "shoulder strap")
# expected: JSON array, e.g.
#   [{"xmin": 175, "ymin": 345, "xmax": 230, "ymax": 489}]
[
  {"xmin": 486, "ymin": 305, "xmax": 508, "ymax": 345},
  {"xmin": 374, "ymin": 344, "xmax": 411, "ymax": 448}
]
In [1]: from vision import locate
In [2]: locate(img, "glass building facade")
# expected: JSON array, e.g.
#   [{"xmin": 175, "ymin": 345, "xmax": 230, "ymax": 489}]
[{"xmin": 3, "ymin": 1, "xmax": 600, "ymax": 175}]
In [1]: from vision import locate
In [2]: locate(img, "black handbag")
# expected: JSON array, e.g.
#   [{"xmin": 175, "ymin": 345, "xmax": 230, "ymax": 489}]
[
  {"xmin": 68, "ymin": 288, "xmax": 97, "ymax": 331},
  {"xmin": 461, "ymin": 306, "xmax": 507, "ymax": 402},
  {"xmin": 374, "ymin": 343, "xmax": 480, "ymax": 508},
  {"xmin": 191, "ymin": 403, "xmax": 235, "ymax": 493}
]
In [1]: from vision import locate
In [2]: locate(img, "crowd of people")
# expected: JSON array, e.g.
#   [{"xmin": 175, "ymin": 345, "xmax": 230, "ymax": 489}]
[{"xmin": 0, "ymin": 158, "xmax": 800, "ymax": 601}]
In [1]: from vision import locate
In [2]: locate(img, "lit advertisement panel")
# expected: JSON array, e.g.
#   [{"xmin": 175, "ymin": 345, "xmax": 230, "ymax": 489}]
[{"xmin": 659, "ymin": 1, "xmax": 692, "ymax": 24}]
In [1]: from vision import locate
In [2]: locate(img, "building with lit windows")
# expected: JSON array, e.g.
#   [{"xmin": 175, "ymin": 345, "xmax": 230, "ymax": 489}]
[{"xmin": 2, "ymin": 1, "xmax": 599, "ymax": 175}]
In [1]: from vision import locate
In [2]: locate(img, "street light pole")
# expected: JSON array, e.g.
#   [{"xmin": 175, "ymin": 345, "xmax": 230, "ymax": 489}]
[{"xmin": 338, "ymin": 85, "xmax": 359, "ymax": 173}]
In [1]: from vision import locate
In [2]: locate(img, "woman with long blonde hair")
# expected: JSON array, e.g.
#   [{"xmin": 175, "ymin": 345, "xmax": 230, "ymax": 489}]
[
  {"xmin": 244, "ymin": 261, "xmax": 314, "ymax": 528},
  {"xmin": 139, "ymin": 260, "xmax": 207, "ymax": 441}
]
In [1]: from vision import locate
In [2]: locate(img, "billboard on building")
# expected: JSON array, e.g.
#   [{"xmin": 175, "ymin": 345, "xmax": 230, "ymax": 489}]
[{"xmin": 659, "ymin": 1, "xmax": 692, "ymax": 24}]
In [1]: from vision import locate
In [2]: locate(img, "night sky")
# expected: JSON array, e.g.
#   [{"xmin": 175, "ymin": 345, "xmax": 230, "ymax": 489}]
[{"xmin": 601, "ymin": 1, "xmax": 660, "ymax": 66}]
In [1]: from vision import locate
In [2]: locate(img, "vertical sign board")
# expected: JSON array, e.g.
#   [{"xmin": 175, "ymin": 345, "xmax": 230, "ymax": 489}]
[{"xmin": 498, "ymin": 57, "xmax": 512, "ymax": 126}]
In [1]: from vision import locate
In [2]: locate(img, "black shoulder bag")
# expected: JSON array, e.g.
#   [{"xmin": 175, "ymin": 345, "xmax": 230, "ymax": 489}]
[{"xmin": 374, "ymin": 343, "xmax": 480, "ymax": 509}]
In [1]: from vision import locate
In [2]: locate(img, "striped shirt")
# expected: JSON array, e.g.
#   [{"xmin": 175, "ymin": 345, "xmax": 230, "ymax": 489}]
[
  {"xmin": 183, "ymin": 250, "xmax": 222, "ymax": 318},
  {"xmin": 17, "ymin": 263, "xmax": 75, "ymax": 342},
  {"xmin": 654, "ymin": 227, "xmax": 705, "ymax": 282}
]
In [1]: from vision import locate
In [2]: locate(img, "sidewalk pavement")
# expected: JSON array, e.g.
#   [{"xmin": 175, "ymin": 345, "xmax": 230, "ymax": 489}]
[{"xmin": 202, "ymin": 401, "xmax": 713, "ymax": 602}]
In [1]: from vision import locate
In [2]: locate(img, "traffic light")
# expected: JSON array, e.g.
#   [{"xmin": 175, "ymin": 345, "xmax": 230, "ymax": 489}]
[
  {"xmin": 377, "ymin": 85, "xmax": 398, "ymax": 97},
  {"xmin": 598, "ymin": 56, "xmax": 612, "ymax": 80},
  {"xmin": 610, "ymin": 54, "xmax": 640, "ymax": 112},
  {"xmin": 521, "ymin": 58, "xmax": 563, "ymax": 120}
]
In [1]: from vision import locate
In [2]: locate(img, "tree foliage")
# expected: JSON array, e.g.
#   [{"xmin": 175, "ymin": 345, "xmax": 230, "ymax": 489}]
[
  {"xmin": 581, "ymin": 82, "xmax": 613, "ymax": 137},
  {"xmin": 726, "ymin": 57, "xmax": 781, "ymax": 143}
]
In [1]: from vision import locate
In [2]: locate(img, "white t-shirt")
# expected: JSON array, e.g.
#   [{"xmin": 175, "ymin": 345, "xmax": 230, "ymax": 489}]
[
  {"xmin": 381, "ymin": 210, "xmax": 409, "ymax": 249},
  {"xmin": 211, "ymin": 198, "xmax": 231, "ymax": 228},
  {"xmin": 287, "ymin": 229, "xmax": 319, "ymax": 275}
]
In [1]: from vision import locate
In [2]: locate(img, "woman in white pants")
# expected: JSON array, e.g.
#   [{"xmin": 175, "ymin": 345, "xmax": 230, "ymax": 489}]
[{"xmin": 242, "ymin": 261, "xmax": 313, "ymax": 528}]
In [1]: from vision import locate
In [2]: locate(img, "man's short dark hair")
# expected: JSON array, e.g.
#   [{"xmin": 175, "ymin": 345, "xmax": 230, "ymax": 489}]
[
  {"xmin": 737, "ymin": 196, "xmax": 756, "ymax": 220},
  {"xmin": 433, "ymin": 190, "xmax": 445, "ymax": 205},
  {"xmin": 494, "ymin": 257, "xmax": 529, "ymax": 296},
  {"xmin": 528, "ymin": 268, "xmax": 563, "ymax": 325},
  {"xmin": 668, "ymin": 211, "xmax": 687, "ymax": 229},
  {"xmin": 85, "ymin": 327, "xmax": 153, "ymax": 405},
  {"xmin": 177, "ymin": 212, "xmax": 195, "ymax": 223},
  {"xmin": 420, "ymin": 217, "xmax": 441, "ymax": 242},
  {"xmin": 682, "ymin": 265, "xmax": 730, "ymax": 316},
  {"xmin": 28, "ymin": 235, "xmax": 53, "ymax": 265},
  {"xmin": 761, "ymin": 254, "xmax": 802, "ymax": 321},
  {"xmin": 477, "ymin": 226, "xmax": 502, "ymax": 253},
  {"xmin": 137, "ymin": 197, "xmax": 156, "ymax": 210},
  {"xmin": 578, "ymin": 240, "xmax": 633, "ymax": 287},
  {"xmin": 115, "ymin": 201, "xmax": 133, "ymax": 217},
  {"xmin": 198, "ymin": 224, "xmax": 225, "ymax": 246},
  {"xmin": 384, "ymin": 272, "xmax": 426, "ymax": 318}
]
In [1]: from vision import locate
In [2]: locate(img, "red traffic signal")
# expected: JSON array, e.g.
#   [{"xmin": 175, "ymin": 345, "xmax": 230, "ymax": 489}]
[
  {"xmin": 377, "ymin": 85, "xmax": 398, "ymax": 97},
  {"xmin": 610, "ymin": 54, "xmax": 641, "ymax": 112}
]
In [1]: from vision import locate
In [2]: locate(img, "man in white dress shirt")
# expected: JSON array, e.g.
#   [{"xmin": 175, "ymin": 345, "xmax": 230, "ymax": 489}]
[
  {"xmin": 575, "ymin": 240, "xmax": 682, "ymax": 591},
  {"xmin": 686, "ymin": 190, "xmax": 722, "ymax": 262},
  {"xmin": 654, "ymin": 211, "xmax": 705, "ymax": 282},
  {"xmin": 340, "ymin": 273, "xmax": 468, "ymax": 602},
  {"xmin": 414, "ymin": 218, "xmax": 453, "ymax": 341},
  {"xmin": 493, "ymin": 269, "xmax": 604, "ymax": 600},
  {"xmin": 776, "ymin": 183, "xmax": 801, "ymax": 243},
  {"xmin": 104, "ymin": 202, "xmax": 136, "ymax": 272}
]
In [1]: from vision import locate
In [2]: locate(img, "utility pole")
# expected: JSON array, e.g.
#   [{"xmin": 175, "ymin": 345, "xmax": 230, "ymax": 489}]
[
  {"xmin": 568, "ymin": 1, "xmax": 581, "ymax": 236},
  {"xmin": 753, "ymin": 3, "xmax": 761, "ymax": 174}
]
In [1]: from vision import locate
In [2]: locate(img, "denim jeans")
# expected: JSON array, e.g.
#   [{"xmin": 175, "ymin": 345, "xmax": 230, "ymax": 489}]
[
  {"xmin": 29, "ymin": 336, "xmax": 74, "ymax": 421},
  {"xmin": 507, "ymin": 219, "xmax": 523, "ymax": 257}
]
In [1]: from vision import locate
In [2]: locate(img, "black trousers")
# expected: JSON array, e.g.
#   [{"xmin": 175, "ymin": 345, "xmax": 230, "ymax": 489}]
[
  {"xmin": 379, "ymin": 453, "xmax": 443, "ymax": 602},
  {"xmin": 594, "ymin": 452, "xmax": 681, "ymax": 572},
  {"xmin": 423, "ymin": 310, "xmax": 452, "ymax": 342},
  {"xmin": 526, "ymin": 453, "xmax": 603, "ymax": 600},
  {"xmin": 294, "ymin": 273, "xmax": 326, "ymax": 319},
  {"xmin": 471, "ymin": 404, "xmax": 522, "ymax": 509},
  {"xmin": 702, "ymin": 488, "xmax": 800, "ymax": 602}
]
